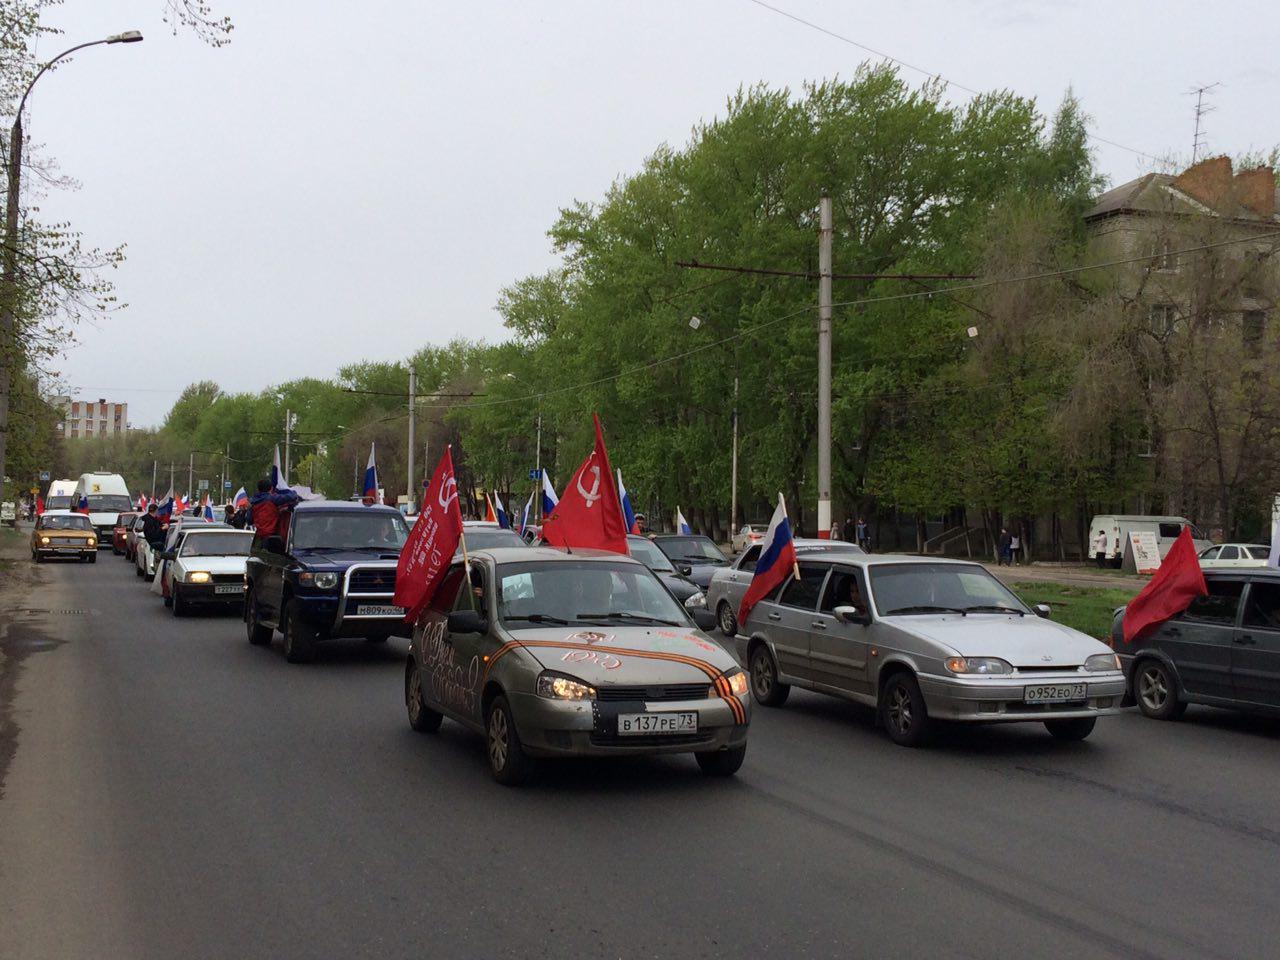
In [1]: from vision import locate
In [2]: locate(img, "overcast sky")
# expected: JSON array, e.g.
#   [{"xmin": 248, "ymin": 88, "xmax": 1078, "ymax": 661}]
[{"xmin": 28, "ymin": 0, "xmax": 1279, "ymax": 426}]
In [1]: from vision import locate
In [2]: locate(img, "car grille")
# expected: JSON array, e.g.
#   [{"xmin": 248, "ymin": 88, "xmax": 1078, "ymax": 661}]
[
  {"xmin": 211, "ymin": 573, "xmax": 243, "ymax": 584},
  {"xmin": 589, "ymin": 732, "xmax": 715, "ymax": 748},
  {"xmin": 595, "ymin": 683, "xmax": 712, "ymax": 702},
  {"xmin": 1014, "ymin": 666, "xmax": 1082, "ymax": 674},
  {"xmin": 349, "ymin": 569, "xmax": 396, "ymax": 592},
  {"xmin": 48, "ymin": 536, "xmax": 84, "ymax": 546}
]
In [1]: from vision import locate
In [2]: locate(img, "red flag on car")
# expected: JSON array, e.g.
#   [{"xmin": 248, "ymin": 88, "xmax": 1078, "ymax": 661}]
[
  {"xmin": 540, "ymin": 413, "xmax": 628, "ymax": 555},
  {"xmin": 1122, "ymin": 527, "xmax": 1208, "ymax": 643},
  {"xmin": 394, "ymin": 446, "xmax": 464, "ymax": 623}
]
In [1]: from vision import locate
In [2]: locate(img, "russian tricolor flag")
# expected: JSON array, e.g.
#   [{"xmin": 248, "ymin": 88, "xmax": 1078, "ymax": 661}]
[
  {"xmin": 736, "ymin": 493, "xmax": 799, "ymax": 625},
  {"xmin": 76, "ymin": 493, "xmax": 89, "ymax": 514},
  {"xmin": 675, "ymin": 507, "xmax": 692, "ymax": 535},
  {"xmin": 202, "ymin": 495, "xmax": 216, "ymax": 521},
  {"xmin": 617, "ymin": 469, "xmax": 639, "ymax": 534},
  {"xmin": 493, "ymin": 492, "xmax": 511, "ymax": 530},
  {"xmin": 157, "ymin": 489, "xmax": 175, "ymax": 519},
  {"xmin": 363, "ymin": 443, "xmax": 380, "ymax": 503},
  {"xmin": 519, "ymin": 489, "xmax": 534, "ymax": 535},
  {"xmin": 541, "ymin": 471, "xmax": 559, "ymax": 516},
  {"xmin": 234, "ymin": 487, "xmax": 249, "ymax": 509},
  {"xmin": 271, "ymin": 445, "xmax": 290, "ymax": 492}
]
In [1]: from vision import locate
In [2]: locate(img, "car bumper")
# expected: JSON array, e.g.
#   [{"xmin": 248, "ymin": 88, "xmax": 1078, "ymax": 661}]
[
  {"xmin": 510, "ymin": 691, "xmax": 750, "ymax": 757},
  {"xmin": 35, "ymin": 544, "xmax": 95, "ymax": 556},
  {"xmin": 175, "ymin": 582, "xmax": 246, "ymax": 604},
  {"xmin": 916, "ymin": 672, "xmax": 1127, "ymax": 722},
  {"xmin": 292, "ymin": 594, "xmax": 411, "ymax": 639}
]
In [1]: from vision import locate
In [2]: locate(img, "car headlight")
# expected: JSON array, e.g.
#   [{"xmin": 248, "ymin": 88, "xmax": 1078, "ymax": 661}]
[
  {"xmin": 944, "ymin": 656, "xmax": 1013, "ymax": 675},
  {"xmin": 87, "ymin": 537, "xmax": 96, "ymax": 547},
  {"xmin": 684, "ymin": 590, "xmax": 706, "ymax": 610},
  {"xmin": 315, "ymin": 571, "xmax": 339, "ymax": 590},
  {"xmin": 1084, "ymin": 653, "xmax": 1121, "ymax": 672},
  {"xmin": 536, "ymin": 672, "xmax": 596, "ymax": 700},
  {"xmin": 187, "ymin": 571, "xmax": 211, "ymax": 584},
  {"xmin": 724, "ymin": 670, "xmax": 749, "ymax": 697},
  {"xmin": 40, "ymin": 536, "xmax": 50, "ymax": 544}
]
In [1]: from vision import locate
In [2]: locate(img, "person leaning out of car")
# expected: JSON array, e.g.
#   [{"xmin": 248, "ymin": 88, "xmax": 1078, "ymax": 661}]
[{"xmin": 250, "ymin": 480, "xmax": 300, "ymax": 545}]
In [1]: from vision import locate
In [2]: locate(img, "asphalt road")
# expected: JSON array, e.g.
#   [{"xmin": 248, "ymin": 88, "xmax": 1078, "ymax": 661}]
[{"xmin": 3, "ymin": 552, "xmax": 1279, "ymax": 960}]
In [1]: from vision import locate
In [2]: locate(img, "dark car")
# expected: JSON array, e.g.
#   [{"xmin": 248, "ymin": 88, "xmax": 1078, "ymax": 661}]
[
  {"xmin": 650, "ymin": 534, "xmax": 730, "ymax": 589},
  {"xmin": 1113, "ymin": 568, "xmax": 1280, "ymax": 719},
  {"xmin": 244, "ymin": 501, "xmax": 411, "ymax": 663},
  {"xmin": 462, "ymin": 521, "xmax": 528, "ymax": 552},
  {"xmin": 626, "ymin": 534, "xmax": 716, "ymax": 629}
]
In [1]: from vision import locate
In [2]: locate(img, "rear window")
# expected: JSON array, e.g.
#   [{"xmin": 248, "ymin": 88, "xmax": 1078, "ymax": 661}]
[{"xmin": 1158, "ymin": 522, "xmax": 1184, "ymax": 539}]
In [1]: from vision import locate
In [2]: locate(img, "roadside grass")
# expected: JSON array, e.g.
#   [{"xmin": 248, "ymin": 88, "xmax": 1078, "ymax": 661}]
[{"xmin": 1010, "ymin": 581, "xmax": 1140, "ymax": 640}]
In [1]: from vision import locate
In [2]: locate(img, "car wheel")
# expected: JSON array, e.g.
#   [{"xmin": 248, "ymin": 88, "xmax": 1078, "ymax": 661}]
[
  {"xmin": 86, "ymin": 552, "xmax": 97, "ymax": 564},
  {"xmin": 880, "ymin": 673, "xmax": 932, "ymax": 747},
  {"xmin": 748, "ymin": 645, "xmax": 790, "ymax": 707},
  {"xmin": 1134, "ymin": 659, "xmax": 1186, "ymax": 720},
  {"xmin": 485, "ymin": 695, "xmax": 535, "ymax": 786},
  {"xmin": 405, "ymin": 658, "xmax": 443, "ymax": 733},
  {"xmin": 282, "ymin": 600, "xmax": 317, "ymax": 663},
  {"xmin": 1045, "ymin": 716, "xmax": 1096, "ymax": 740},
  {"xmin": 695, "ymin": 744, "xmax": 746, "ymax": 777},
  {"xmin": 717, "ymin": 601, "xmax": 738, "ymax": 637},
  {"xmin": 34, "ymin": 552, "xmax": 43, "ymax": 564},
  {"xmin": 172, "ymin": 585, "xmax": 188, "ymax": 617},
  {"xmin": 245, "ymin": 589, "xmax": 273, "ymax": 646}
]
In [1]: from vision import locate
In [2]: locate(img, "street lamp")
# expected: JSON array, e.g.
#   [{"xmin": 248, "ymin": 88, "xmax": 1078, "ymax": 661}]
[{"xmin": 0, "ymin": 29, "xmax": 143, "ymax": 504}]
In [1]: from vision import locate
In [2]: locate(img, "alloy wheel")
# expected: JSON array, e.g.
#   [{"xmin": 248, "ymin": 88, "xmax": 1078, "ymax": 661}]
[
  {"xmin": 887, "ymin": 685, "xmax": 913, "ymax": 735},
  {"xmin": 407, "ymin": 666, "xmax": 423, "ymax": 725},
  {"xmin": 488, "ymin": 708, "xmax": 509, "ymax": 772},
  {"xmin": 751, "ymin": 653, "xmax": 774, "ymax": 699},
  {"xmin": 1138, "ymin": 666, "xmax": 1168, "ymax": 712}
]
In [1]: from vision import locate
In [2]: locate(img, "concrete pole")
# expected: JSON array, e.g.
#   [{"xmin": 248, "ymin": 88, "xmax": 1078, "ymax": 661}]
[
  {"xmin": 407, "ymin": 369, "xmax": 417, "ymax": 513},
  {"xmin": 187, "ymin": 452, "xmax": 194, "ymax": 497},
  {"xmin": 284, "ymin": 409, "xmax": 292, "ymax": 483},
  {"xmin": 731, "ymin": 375, "xmax": 739, "ymax": 536},
  {"xmin": 535, "ymin": 405, "xmax": 542, "ymax": 524},
  {"xmin": 817, "ymin": 194, "xmax": 833, "ymax": 539},
  {"xmin": 151, "ymin": 460, "xmax": 157, "ymax": 499}
]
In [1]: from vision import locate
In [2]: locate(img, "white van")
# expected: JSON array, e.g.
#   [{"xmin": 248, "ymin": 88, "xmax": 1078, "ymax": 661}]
[
  {"xmin": 44, "ymin": 478, "xmax": 77, "ymax": 512},
  {"xmin": 74, "ymin": 472, "xmax": 134, "ymax": 546},
  {"xmin": 1086, "ymin": 514, "xmax": 1210, "ymax": 566}
]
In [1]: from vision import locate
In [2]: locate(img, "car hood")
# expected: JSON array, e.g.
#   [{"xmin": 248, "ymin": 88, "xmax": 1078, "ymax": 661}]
[
  {"xmin": 884, "ymin": 613, "xmax": 1112, "ymax": 666},
  {"xmin": 657, "ymin": 571, "xmax": 700, "ymax": 601},
  {"xmin": 181, "ymin": 556, "xmax": 249, "ymax": 574},
  {"xmin": 292, "ymin": 549, "xmax": 401, "ymax": 566},
  {"xmin": 679, "ymin": 564, "xmax": 720, "ymax": 588},
  {"xmin": 499, "ymin": 624, "xmax": 738, "ymax": 686}
]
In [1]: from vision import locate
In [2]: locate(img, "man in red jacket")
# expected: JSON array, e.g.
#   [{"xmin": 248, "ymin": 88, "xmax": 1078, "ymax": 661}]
[{"xmin": 249, "ymin": 479, "xmax": 299, "ymax": 544}]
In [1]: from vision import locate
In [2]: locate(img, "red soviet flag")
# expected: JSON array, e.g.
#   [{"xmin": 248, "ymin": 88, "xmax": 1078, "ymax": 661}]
[
  {"xmin": 1122, "ymin": 527, "xmax": 1208, "ymax": 643},
  {"xmin": 394, "ymin": 446, "xmax": 464, "ymax": 623},
  {"xmin": 540, "ymin": 413, "xmax": 628, "ymax": 555}
]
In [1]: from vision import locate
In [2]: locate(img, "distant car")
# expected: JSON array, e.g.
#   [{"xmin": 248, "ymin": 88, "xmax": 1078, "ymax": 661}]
[
  {"xmin": 404, "ymin": 546, "xmax": 750, "ymax": 784},
  {"xmin": 31, "ymin": 511, "xmax": 98, "ymax": 562},
  {"xmin": 731, "ymin": 524, "xmax": 768, "ymax": 555},
  {"xmin": 521, "ymin": 524, "xmax": 542, "ymax": 545},
  {"xmin": 461, "ymin": 521, "xmax": 527, "ymax": 552},
  {"xmin": 111, "ymin": 512, "xmax": 139, "ymax": 555},
  {"xmin": 1112, "ymin": 568, "xmax": 1280, "ymax": 719},
  {"xmin": 705, "ymin": 539, "xmax": 866, "ymax": 637},
  {"xmin": 163, "ymin": 528, "xmax": 255, "ymax": 616},
  {"xmin": 1198, "ymin": 544, "xmax": 1271, "ymax": 569},
  {"xmin": 153, "ymin": 518, "xmax": 229, "ymax": 596},
  {"xmin": 1087, "ymin": 514, "xmax": 1211, "ymax": 567},
  {"xmin": 124, "ymin": 514, "xmax": 146, "ymax": 562},
  {"xmin": 650, "ymin": 534, "xmax": 730, "ymax": 589},
  {"xmin": 740, "ymin": 555, "xmax": 1125, "ymax": 746},
  {"xmin": 626, "ymin": 534, "xmax": 712, "ymax": 628}
]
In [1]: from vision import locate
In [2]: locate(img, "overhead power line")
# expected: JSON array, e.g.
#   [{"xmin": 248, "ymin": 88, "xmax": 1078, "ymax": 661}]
[{"xmin": 675, "ymin": 259, "xmax": 976, "ymax": 281}]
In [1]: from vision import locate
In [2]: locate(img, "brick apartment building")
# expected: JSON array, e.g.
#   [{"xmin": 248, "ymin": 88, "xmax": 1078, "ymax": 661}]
[{"xmin": 53, "ymin": 396, "xmax": 129, "ymax": 439}]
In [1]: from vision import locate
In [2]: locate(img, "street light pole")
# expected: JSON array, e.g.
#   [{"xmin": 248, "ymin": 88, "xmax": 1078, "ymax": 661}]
[
  {"xmin": 731, "ymin": 375, "xmax": 739, "ymax": 535},
  {"xmin": 0, "ymin": 31, "xmax": 142, "ymax": 501},
  {"xmin": 817, "ymin": 194, "xmax": 833, "ymax": 539},
  {"xmin": 407, "ymin": 369, "xmax": 416, "ymax": 513}
]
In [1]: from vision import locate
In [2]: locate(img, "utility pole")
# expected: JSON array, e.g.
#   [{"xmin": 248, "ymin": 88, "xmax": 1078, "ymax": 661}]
[
  {"xmin": 817, "ymin": 193, "xmax": 833, "ymax": 539},
  {"xmin": 730, "ymin": 375, "xmax": 739, "ymax": 535},
  {"xmin": 187, "ymin": 452, "xmax": 194, "ymax": 496},
  {"xmin": 221, "ymin": 444, "xmax": 228, "ymax": 503},
  {"xmin": 151, "ymin": 460, "xmax": 157, "ymax": 499},
  {"xmin": 407, "ymin": 369, "xmax": 417, "ymax": 513},
  {"xmin": 168, "ymin": 463, "xmax": 174, "ymax": 496}
]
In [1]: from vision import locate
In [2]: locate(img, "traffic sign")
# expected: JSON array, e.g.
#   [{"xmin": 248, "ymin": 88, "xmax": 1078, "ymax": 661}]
[
  {"xmin": 528, "ymin": 468, "xmax": 542, "ymax": 481},
  {"xmin": 198, "ymin": 479, "xmax": 209, "ymax": 491},
  {"xmin": 224, "ymin": 480, "xmax": 232, "ymax": 489},
  {"xmin": 38, "ymin": 470, "xmax": 50, "ymax": 482}
]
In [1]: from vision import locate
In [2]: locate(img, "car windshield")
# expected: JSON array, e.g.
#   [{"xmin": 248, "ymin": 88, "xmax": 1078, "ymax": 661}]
[
  {"xmin": 496, "ymin": 560, "xmax": 689, "ymax": 629},
  {"xmin": 87, "ymin": 495, "xmax": 133, "ymax": 511},
  {"xmin": 656, "ymin": 536, "xmax": 727, "ymax": 564},
  {"xmin": 291, "ymin": 511, "xmax": 409, "ymax": 551},
  {"xmin": 870, "ymin": 563, "xmax": 1029, "ymax": 616},
  {"xmin": 463, "ymin": 528, "xmax": 527, "ymax": 551},
  {"xmin": 627, "ymin": 537, "xmax": 675, "ymax": 572},
  {"xmin": 181, "ymin": 532, "xmax": 253, "ymax": 557},
  {"xmin": 40, "ymin": 514, "xmax": 92, "ymax": 531},
  {"xmin": 46, "ymin": 496, "xmax": 73, "ymax": 510}
]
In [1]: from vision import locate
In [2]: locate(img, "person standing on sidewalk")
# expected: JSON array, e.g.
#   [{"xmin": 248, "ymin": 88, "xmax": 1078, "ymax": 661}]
[
  {"xmin": 1009, "ymin": 532, "xmax": 1021, "ymax": 565},
  {"xmin": 998, "ymin": 528, "xmax": 1012, "ymax": 566},
  {"xmin": 1093, "ymin": 528, "xmax": 1109, "ymax": 568}
]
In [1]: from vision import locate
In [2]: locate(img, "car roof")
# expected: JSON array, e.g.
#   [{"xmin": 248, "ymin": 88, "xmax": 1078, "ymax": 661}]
[
  {"xmin": 792, "ymin": 553, "xmax": 984, "ymax": 569},
  {"xmin": 472, "ymin": 546, "xmax": 643, "ymax": 565},
  {"xmin": 650, "ymin": 532, "xmax": 714, "ymax": 541},
  {"xmin": 294, "ymin": 500, "xmax": 402, "ymax": 514},
  {"xmin": 465, "ymin": 520, "xmax": 500, "ymax": 528},
  {"xmin": 182, "ymin": 526, "xmax": 246, "ymax": 535},
  {"xmin": 1207, "ymin": 566, "xmax": 1280, "ymax": 579}
]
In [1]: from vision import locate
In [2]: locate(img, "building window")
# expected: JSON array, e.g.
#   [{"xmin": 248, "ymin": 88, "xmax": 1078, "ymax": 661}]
[
  {"xmin": 1149, "ymin": 304, "xmax": 1178, "ymax": 335},
  {"xmin": 1150, "ymin": 236, "xmax": 1178, "ymax": 273},
  {"xmin": 1243, "ymin": 311, "xmax": 1266, "ymax": 355}
]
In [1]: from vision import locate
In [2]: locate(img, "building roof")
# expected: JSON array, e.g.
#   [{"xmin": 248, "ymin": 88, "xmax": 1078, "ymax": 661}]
[{"xmin": 1086, "ymin": 159, "xmax": 1279, "ymax": 224}]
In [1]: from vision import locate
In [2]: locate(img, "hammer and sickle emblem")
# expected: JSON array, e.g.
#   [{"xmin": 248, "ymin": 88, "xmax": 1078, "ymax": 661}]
[
  {"xmin": 437, "ymin": 475, "xmax": 458, "ymax": 509},
  {"xmin": 576, "ymin": 463, "xmax": 602, "ymax": 508}
]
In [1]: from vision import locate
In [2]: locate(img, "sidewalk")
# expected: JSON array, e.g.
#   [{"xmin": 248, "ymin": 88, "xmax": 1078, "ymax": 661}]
[{"xmin": 983, "ymin": 560, "xmax": 1147, "ymax": 589}]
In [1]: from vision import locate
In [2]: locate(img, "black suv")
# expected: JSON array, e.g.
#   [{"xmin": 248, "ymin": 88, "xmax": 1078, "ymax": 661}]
[
  {"xmin": 1113, "ymin": 568, "xmax": 1280, "ymax": 719},
  {"xmin": 244, "ymin": 501, "xmax": 410, "ymax": 662}
]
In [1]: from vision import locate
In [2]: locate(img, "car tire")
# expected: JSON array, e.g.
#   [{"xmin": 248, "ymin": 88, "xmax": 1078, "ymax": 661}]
[
  {"xmin": 880, "ymin": 672, "xmax": 932, "ymax": 747},
  {"xmin": 485, "ymin": 695, "xmax": 535, "ymax": 786},
  {"xmin": 245, "ymin": 589, "xmax": 273, "ymax": 646},
  {"xmin": 405, "ymin": 658, "xmax": 443, "ymax": 733},
  {"xmin": 1045, "ymin": 716, "xmax": 1096, "ymax": 740},
  {"xmin": 1133, "ymin": 658, "xmax": 1186, "ymax": 720},
  {"xmin": 34, "ymin": 552, "xmax": 43, "ymax": 564},
  {"xmin": 695, "ymin": 744, "xmax": 746, "ymax": 777},
  {"xmin": 172, "ymin": 585, "xmax": 188, "ymax": 617},
  {"xmin": 282, "ymin": 600, "xmax": 317, "ymax": 664},
  {"xmin": 748, "ymin": 645, "xmax": 790, "ymax": 707},
  {"xmin": 717, "ymin": 601, "xmax": 738, "ymax": 637},
  {"xmin": 86, "ymin": 552, "xmax": 97, "ymax": 563}
]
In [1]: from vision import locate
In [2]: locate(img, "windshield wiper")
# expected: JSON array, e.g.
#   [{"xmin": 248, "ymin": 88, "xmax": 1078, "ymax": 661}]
[
  {"xmin": 577, "ymin": 611, "xmax": 682, "ymax": 626},
  {"xmin": 963, "ymin": 604, "xmax": 1027, "ymax": 616},
  {"xmin": 504, "ymin": 614, "xmax": 570, "ymax": 625},
  {"xmin": 883, "ymin": 605, "xmax": 968, "ymax": 616}
]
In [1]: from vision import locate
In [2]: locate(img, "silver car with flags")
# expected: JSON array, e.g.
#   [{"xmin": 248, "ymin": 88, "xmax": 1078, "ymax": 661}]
[{"xmin": 404, "ymin": 547, "xmax": 751, "ymax": 784}]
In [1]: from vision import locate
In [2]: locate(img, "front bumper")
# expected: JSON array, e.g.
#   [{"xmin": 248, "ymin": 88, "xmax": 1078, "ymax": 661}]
[
  {"xmin": 510, "ymin": 691, "xmax": 750, "ymax": 757},
  {"xmin": 916, "ymin": 672, "xmax": 1127, "ymax": 722},
  {"xmin": 35, "ymin": 542, "xmax": 95, "ymax": 556},
  {"xmin": 175, "ymin": 581, "xmax": 246, "ymax": 604}
]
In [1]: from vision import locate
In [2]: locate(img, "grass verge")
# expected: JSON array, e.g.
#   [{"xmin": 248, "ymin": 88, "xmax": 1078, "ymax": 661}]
[{"xmin": 1010, "ymin": 581, "xmax": 1140, "ymax": 640}]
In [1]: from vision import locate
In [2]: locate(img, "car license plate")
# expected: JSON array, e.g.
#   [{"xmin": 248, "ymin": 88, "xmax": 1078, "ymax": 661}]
[
  {"xmin": 617, "ymin": 712, "xmax": 698, "ymax": 736},
  {"xmin": 214, "ymin": 584, "xmax": 243, "ymax": 595},
  {"xmin": 358, "ymin": 604, "xmax": 404, "ymax": 616},
  {"xmin": 1024, "ymin": 683, "xmax": 1087, "ymax": 704}
]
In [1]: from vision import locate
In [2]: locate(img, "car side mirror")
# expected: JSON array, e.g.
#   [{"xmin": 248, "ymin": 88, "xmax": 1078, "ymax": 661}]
[
  {"xmin": 1033, "ymin": 603, "xmax": 1052, "ymax": 619},
  {"xmin": 834, "ymin": 605, "xmax": 870, "ymax": 625},
  {"xmin": 263, "ymin": 535, "xmax": 285, "ymax": 555},
  {"xmin": 679, "ymin": 564, "xmax": 693, "ymax": 576},
  {"xmin": 160, "ymin": 550, "xmax": 176, "ymax": 561},
  {"xmin": 447, "ymin": 609, "xmax": 488, "ymax": 635}
]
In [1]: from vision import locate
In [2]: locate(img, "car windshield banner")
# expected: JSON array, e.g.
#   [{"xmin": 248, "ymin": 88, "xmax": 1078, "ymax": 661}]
[{"xmin": 394, "ymin": 446, "xmax": 464, "ymax": 623}]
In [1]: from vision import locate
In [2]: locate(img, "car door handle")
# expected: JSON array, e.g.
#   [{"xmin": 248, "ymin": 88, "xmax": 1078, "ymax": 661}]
[
  {"xmin": 767, "ymin": 612, "xmax": 781, "ymax": 621},
  {"xmin": 1165, "ymin": 627, "xmax": 1181, "ymax": 637},
  {"xmin": 810, "ymin": 621, "xmax": 827, "ymax": 630},
  {"xmin": 1234, "ymin": 635, "xmax": 1256, "ymax": 646}
]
